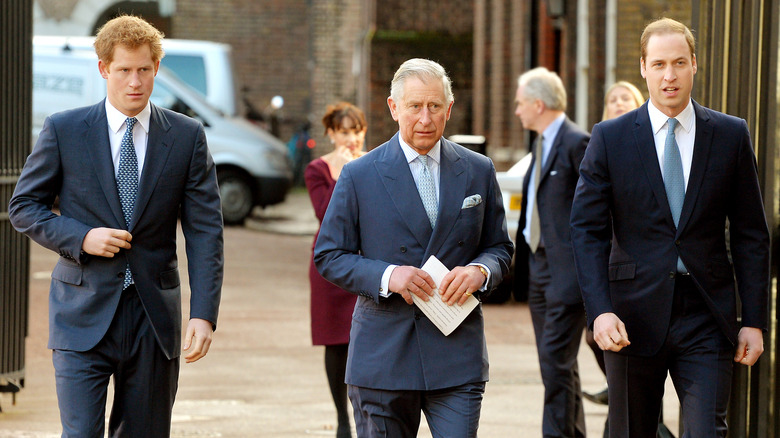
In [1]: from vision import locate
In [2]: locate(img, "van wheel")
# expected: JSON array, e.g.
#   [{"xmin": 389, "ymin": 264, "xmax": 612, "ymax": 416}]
[{"xmin": 217, "ymin": 169, "xmax": 254, "ymax": 225}]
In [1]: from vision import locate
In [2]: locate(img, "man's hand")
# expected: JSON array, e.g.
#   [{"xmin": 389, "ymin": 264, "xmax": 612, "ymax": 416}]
[
  {"xmin": 593, "ymin": 312, "xmax": 630, "ymax": 352},
  {"xmin": 183, "ymin": 318, "xmax": 214, "ymax": 363},
  {"xmin": 439, "ymin": 265, "xmax": 484, "ymax": 306},
  {"xmin": 734, "ymin": 327, "xmax": 764, "ymax": 366},
  {"xmin": 389, "ymin": 266, "xmax": 436, "ymax": 305},
  {"xmin": 82, "ymin": 227, "xmax": 132, "ymax": 257}
]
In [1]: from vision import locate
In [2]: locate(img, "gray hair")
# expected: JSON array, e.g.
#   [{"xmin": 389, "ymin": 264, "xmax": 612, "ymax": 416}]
[
  {"xmin": 390, "ymin": 58, "xmax": 454, "ymax": 104},
  {"xmin": 517, "ymin": 67, "xmax": 567, "ymax": 112}
]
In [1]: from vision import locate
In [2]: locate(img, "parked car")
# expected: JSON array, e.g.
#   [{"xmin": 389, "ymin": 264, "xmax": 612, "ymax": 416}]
[
  {"xmin": 478, "ymin": 152, "xmax": 531, "ymax": 303},
  {"xmin": 33, "ymin": 44, "xmax": 292, "ymax": 224},
  {"xmin": 495, "ymin": 152, "xmax": 532, "ymax": 244}
]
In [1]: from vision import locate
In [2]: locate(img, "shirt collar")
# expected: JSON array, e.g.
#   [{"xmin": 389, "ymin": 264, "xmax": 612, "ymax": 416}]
[
  {"xmin": 648, "ymin": 98, "xmax": 694, "ymax": 135},
  {"xmin": 398, "ymin": 133, "xmax": 441, "ymax": 165},
  {"xmin": 105, "ymin": 100, "xmax": 151, "ymax": 134},
  {"xmin": 541, "ymin": 113, "xmax": 566, "ymax": 144}
]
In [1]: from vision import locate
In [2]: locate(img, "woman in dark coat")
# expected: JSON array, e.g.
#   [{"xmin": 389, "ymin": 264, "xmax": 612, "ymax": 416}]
[{"xmin": 305, "ymin": 102, "xmax": 366, "ymax": 438}]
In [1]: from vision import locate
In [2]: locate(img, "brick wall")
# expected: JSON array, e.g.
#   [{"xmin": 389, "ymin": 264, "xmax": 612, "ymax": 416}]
[
  {"xmin": 367, "ymin": 0, "xmax": 475, "ymax": 150},
  {"xmin": 148, "ymin": 0, "xmax": 692, "ymax": 164},
  {"xmin": 614, "ymin": 0, "xmax": 692, "ymax": 103},
  {"xmin": 172, "ymin": 0, "xmax": 312, "ymax": 145},
  {"xmin": 308, "ymin": 0, "xmax": 367, "ymax": 157}
]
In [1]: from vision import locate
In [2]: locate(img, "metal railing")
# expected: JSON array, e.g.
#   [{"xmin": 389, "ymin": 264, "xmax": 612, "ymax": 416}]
[
  {"xmin": 693, "ymin": 1, "xmax": 780, "ymax": 436},
  {"xmin": 0, "ymin": 0, "xmax": 32, "ymax": 409}
]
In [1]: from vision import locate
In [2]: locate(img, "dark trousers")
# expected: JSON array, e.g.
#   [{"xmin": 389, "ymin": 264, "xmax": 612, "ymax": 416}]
[
  {"xmin": 605, "ymin": 276, "xmax": 733, "ymax": 438},
  {"xmin": 528, "ymin": 248, "xmax": 587, "ymax": 438},
  {"xmin": 52, "ymin": 286, "xmax": 179, "ymax": 438},
  {"xmin": 348, "ymin": 381, "xmax": 485, "ymax": 438}
]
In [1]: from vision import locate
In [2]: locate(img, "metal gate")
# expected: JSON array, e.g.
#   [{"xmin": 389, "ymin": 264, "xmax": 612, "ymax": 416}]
[
  {"xmin": 0, "ymin": 0, "xmax": 33, "ymax": 407},
  {"xmin": 693, "ymin": 1, "xmax": 780, "ymax": 436}
]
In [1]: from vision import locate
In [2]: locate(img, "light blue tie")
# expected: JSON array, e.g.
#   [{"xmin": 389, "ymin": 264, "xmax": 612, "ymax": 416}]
[
  {"xmin": 117, "ymin": 117, "xmax": 138, "ymax": 288},
  {"xmin": 529, "ymin": 135, "xmax": 543, "ymax": 253},
  {"xmin": 662, "ymin": 118, "xmax": 687, "ymax": 273},
  {"xmin": 417, "ymin": 155, "xmax": 438, "ymax": 228}
]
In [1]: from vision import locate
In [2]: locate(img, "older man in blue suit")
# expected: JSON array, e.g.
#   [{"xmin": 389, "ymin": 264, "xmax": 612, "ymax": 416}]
[
  {"xmin": 315, "ymin": 58, "xmax": 513, "ymax": 438},
  {"xmin": 571, "ymin": 18, "xmax": 769, "ymax": 437},
  {"xmin": 9, "ymin": 16, "xmax": 223, "ymax": 438}
]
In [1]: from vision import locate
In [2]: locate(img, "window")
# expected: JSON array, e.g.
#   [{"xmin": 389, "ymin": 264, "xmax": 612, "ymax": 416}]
[{"xmin": 162, "ymin": 54, "xmax": 208, "ymax": 96}]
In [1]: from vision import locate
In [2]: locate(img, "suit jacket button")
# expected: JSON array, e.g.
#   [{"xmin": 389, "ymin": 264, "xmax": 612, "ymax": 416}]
[
  {"xmin": 415, "ymin": 314, "xmax": 420, "ymax": 320},
  {"xmin": 675, "ymin": 240, "xmax": 681, "ymax": 245},
  {"xmin": 458, "ymin": 240, "xmax": 465, "ymax": 246},
  {"xmin": 400, "ymin": 245, "xmax": 407, "ymax": 253},
  {"xmin": 669, "ymin": 272, "xmax": 675, "ymax": 279},
  {"xmin": 118, "ymin": 272, "xmax": 125, "ymax": 279}
]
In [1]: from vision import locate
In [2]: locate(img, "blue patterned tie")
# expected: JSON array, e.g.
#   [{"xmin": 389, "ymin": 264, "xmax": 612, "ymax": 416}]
[
  {"xmin": 117, "ymin": 117, "xmax": 138, "ymax": 288},
  {"xmin": 417, "ymin": 155, "xmax": 438, "ymax": 228},
  {"xmin": 662, "ymin": 118, "xmax": 687, "ymax": 273}
]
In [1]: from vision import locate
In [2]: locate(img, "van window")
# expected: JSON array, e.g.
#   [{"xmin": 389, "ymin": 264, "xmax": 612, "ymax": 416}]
[
  {"xmin": 151, "ymin": 80, "xmax": 209, "ymax": 127},
  {"xmin": 162, "ymin": 55, "xmax": 208, "ymax": 96}
]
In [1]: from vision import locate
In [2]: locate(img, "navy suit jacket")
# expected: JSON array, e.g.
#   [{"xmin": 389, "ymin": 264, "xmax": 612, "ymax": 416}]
[
  {"xmin": 314, "ymin": 134, "xmax": 514, "ymax": 391},
  {"xmin": 570, "ymin": 100, "xmax": 769, "ymax": 356},
  {"xmin": 9, "ymin": 100, "xmax": 224, "ymax": 360},
  {"xmin": 515, "ymin": 117, "xmax": 589, "ymax": 305}
]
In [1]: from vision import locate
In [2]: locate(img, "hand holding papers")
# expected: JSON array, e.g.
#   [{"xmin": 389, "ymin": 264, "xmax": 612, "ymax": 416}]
[{"xmin": 412, "ymin": 256, "xmax": 480, "ymax": 336}]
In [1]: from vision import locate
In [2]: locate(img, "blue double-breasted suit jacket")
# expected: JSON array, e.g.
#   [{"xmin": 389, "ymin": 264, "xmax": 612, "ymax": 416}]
[{"xmin": 315, "ymin": 134, "xmax": 514, "ymax": 390}]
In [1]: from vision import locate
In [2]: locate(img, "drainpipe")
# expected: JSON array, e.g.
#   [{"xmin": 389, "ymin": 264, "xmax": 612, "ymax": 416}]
[
  {"xmin": 575, "ymin": 0, "xmax": 589, "ymax": 128},
  {"xmin": 605, "ymin": 0, "xmax": 617, "ymax": 87}
]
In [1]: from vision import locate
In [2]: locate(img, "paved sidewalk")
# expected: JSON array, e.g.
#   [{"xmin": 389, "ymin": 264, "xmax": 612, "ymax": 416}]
[
  {"xmin": 245, "ymin": 187, "xmax": 320, "ymax": 236},
  {"xmin": 0, "ymin": 189, "xmax": 679, "ymax": 437}
]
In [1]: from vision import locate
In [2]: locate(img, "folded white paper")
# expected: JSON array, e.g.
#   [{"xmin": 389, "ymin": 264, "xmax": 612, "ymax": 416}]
[{"xmin": 412, "ymin": 255, "xmax": 480, "ymax": 336}]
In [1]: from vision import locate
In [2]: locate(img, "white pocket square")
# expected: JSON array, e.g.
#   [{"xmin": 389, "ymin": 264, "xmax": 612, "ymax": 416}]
[{"xmin": 462, "ymin": 194, "xmax": 482, "ymax": 209}]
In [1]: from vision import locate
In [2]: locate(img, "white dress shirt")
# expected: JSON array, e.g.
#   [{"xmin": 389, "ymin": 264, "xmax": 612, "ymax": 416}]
[
  {"xmin": 522, "ymin": 113, "xmax": 566, "ymax": 246},
  {"xmin": 647, "ymin": 99, "xmax": 696, "ymax": 189}
]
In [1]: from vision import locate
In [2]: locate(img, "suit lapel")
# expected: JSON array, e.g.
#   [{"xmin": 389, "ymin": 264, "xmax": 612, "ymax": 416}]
[
  {"xmin": 132, "ymin": 104, "xmax": 174, "ymax": 229},
  {"xmin": 633, "ymin": 104, "xmax": 676, "ymax": 229},
  {"xmin": 84, "ymin": 100, "xmax": 126, "ymax": 228},
  {"xmin": 676, "ymin": 101, "xmax": 712, "ymax": 236},
  {"xmin": 375, "ymin": 135, "xmax": 433, "ymax": 249},
  {"xmin": 539, "ymin": 121, "xmax": 564, "ymax": 187},
  {"xmin": 425, "ymin": 139, "xmax": 467, "ymax": 258}
]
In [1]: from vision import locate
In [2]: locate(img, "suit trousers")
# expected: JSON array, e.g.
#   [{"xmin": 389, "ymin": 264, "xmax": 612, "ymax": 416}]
[
  {"xmin": 52, "ymin": 285, "xmax": 180, "ymax": 438},
  {"xmin": 528, "ymin": 247, "xmax": 587, "ymax": 438},
  {"xmin": 348, "ymin": 381, "xmax": 485, "ymax": 438},
  {"xmin": 605, "ymin": 275, "xmax": 733, "ymax": 438}
]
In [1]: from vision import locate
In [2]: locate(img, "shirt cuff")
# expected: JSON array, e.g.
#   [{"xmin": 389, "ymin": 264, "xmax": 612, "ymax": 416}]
[
  {"xmin": 468, "ymin": 263, "xmax": 490, "ymax": 292},
  {"xmin": 380, "ymin": 265, "xmax": 398, "ymax": 297}
]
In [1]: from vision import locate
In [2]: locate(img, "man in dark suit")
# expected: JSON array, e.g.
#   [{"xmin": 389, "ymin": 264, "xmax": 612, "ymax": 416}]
[
  {"xmin": 513, "ymin": 67, "xmax": 590, "ymax": 437},
  {"xmin": 9, "ymin": 15, "xmax": 223, "ymax": 437},
  {"xmin": 315, "ymin": 58, "xmax": 513, "ymax": 438},
  {"xmin": 571, "ymin": 18, "xmax": 769, "ymax": 437}
]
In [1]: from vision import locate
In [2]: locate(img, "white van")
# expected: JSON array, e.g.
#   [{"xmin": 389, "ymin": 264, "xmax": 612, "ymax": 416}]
[
  {"xmin": 33, "ymin": 45, "xmax": 292, "ymax": 224},
  {"xmin": 33, "ymin": 35, "xmax": 240, "ymax": 117}
]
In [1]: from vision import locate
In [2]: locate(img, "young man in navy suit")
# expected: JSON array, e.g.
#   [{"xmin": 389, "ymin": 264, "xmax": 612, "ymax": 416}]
[
  {"xmin": 514, "ymin": 67, "xmax": 590, "ymax": 438},
  {"xmin": 571, "ymin": 17, "xmax": 769, "ymax": 437},
  {"xmin": 315, "ymin": 58, "xmax": 513, "ymax": 438},
  {"xmin": 9, "ymin": 15, "xmax": 223, "ymax": 437}
]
